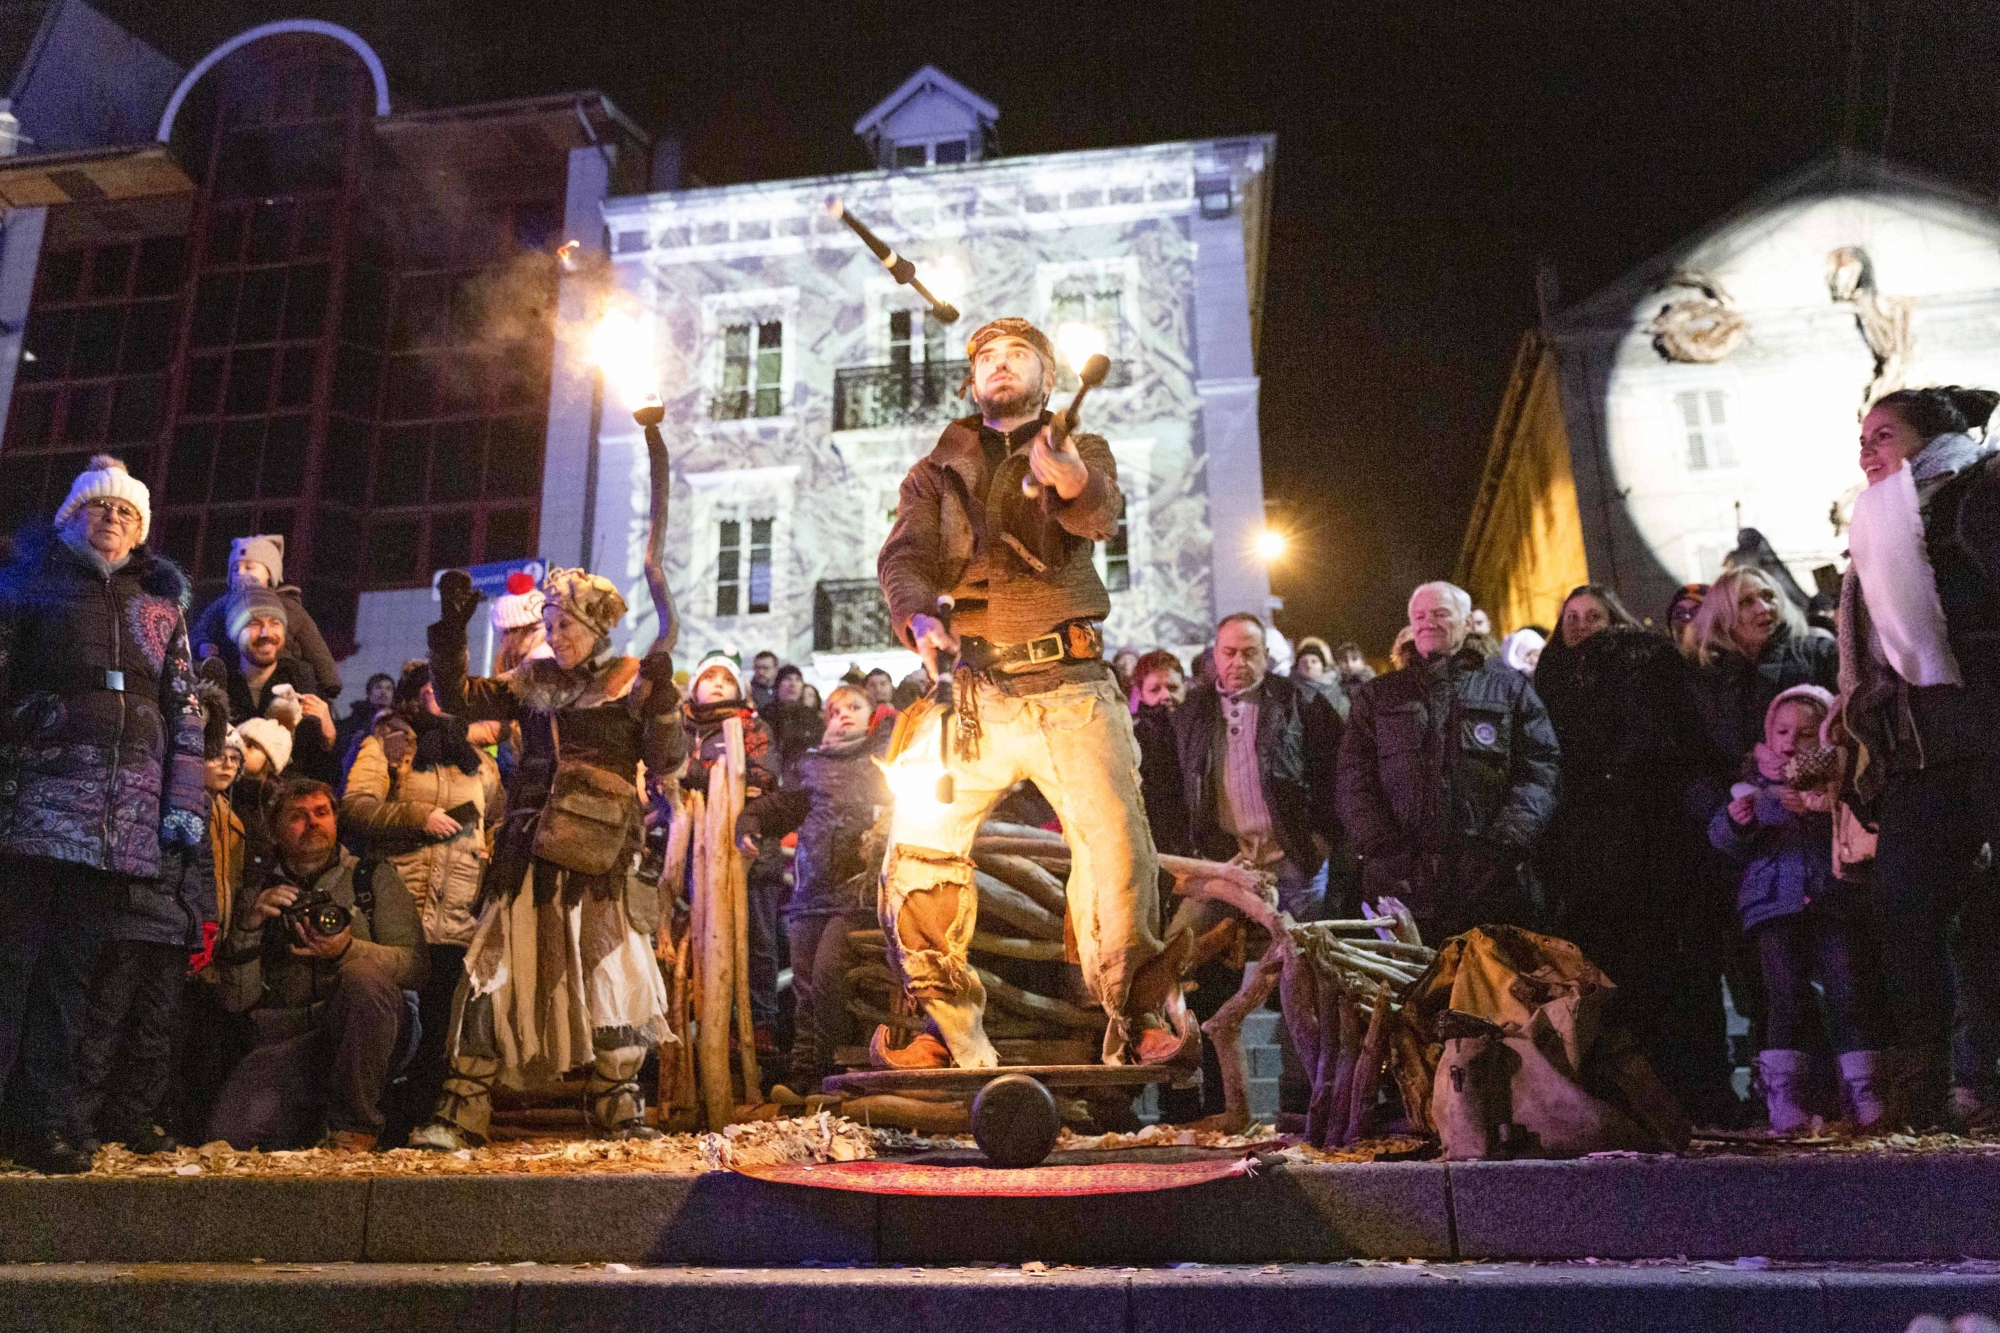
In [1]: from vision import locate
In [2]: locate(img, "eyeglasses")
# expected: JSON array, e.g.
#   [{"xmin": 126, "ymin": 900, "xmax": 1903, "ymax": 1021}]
[{"xmin": 82, "ymin": 498, "xmax": 141, "ymax": 526}]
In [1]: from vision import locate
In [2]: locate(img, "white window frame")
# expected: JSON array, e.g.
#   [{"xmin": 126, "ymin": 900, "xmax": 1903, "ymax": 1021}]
[
  {"xmin": 1094, "ymin": 438, "xmax": 1155, "ymax": 595},
  {"xmin": 1671, "ymin": 384, "xmax": 1739, "ymax": 473},
  {"xmin": 700, "ymin": 287, "xmax": 799, "ymax": 428},
  {"xmin": 683, "ymin": 465, "xmax": 800, "ymax": 629},
  {"xmin": 1036, "ymin": 256, "xmax": 1143, "ymax": 372}
]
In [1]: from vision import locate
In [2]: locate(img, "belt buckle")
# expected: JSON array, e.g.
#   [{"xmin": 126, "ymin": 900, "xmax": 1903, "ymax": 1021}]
[
  {"xmin": 1023, "ymin": 634, "xmax": 1064, "ymax": 665},
  {"xmin": 103, "ymin": 669, "xmax": 125, "ymax": 692}
]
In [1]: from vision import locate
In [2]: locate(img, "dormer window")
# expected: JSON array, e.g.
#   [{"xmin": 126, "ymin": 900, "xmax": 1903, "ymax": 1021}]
[{"xmin": 854, "ymin": 66, "xmax": 998, "ymax": 171}]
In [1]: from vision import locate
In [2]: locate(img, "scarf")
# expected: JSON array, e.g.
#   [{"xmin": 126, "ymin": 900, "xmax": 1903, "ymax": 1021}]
[
  {"xmin": 1846, "ymin": 433, "xmax": 1983, "ymax": 688},
  {"xmin": 411, "ymin": 711, "xmax": 483, "ymax": 776}
]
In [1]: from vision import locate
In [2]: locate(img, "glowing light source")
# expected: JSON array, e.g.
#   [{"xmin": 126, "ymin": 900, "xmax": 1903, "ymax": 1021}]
[
  {"xmin": 1254, "ymin": 529, "xmax": 1288, "ymax": 563},
  {"xmin": 882, "ymin": 758, "xmax": 949, "ymax": 808},
  {"xmin": 587, "ymin": 309, "xmax": 655, "ymax": 405},
  {"xmin": 924, "ymin": 255, "xmax": 967, "ymax": 307},
  {"xmin": 556, "ymin": 239, "xmax": 581, "ymax": 272},
  {"xmin": 1055, "ymin": 321, "xmax": 1108, "ymax": 371}
]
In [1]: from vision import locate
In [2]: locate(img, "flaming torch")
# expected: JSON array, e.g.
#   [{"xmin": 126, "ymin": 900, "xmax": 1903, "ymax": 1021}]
[
  {"xmin": 584, "ymin": 307, "xmax": 677, "ymax": 649},
  {"xmin": 826, "ymin": 197, "xmax": 960, "ymax": 324},
  {"xmin": 1021, "ymin": 323, "xmax": 1112, "ymax": 499}
]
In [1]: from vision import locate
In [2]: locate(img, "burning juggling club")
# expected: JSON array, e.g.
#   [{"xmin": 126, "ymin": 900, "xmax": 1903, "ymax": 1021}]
[{"xmin": 827, "ymin": 198, "xmax": 960, "ymax": 324}]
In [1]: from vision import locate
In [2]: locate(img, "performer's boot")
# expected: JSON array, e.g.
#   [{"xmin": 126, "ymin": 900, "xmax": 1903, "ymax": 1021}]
[
  {"xmin": 1123, "ymin": 928, "xmax": 1201, "ymax": 1069},
  {"xmin": 586, "ymin": 1046, "xmax": 660, "ymax": 1140},
  {"xmin": 409, "ymin": 1054, "xmax": 498, "ymax": 1150}
]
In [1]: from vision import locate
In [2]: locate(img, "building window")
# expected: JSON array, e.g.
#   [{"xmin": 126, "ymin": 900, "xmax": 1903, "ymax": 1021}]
[
  {"xmin": 893, "ymin": 144, "xmax": 927, "ymax": 168},
  {"xmin": 933, "ymin": 139, "xmax": 968, "ymax": 164},
  {"xmin": 1104, "ymin": 500, "xmax": 1131, "ymax": 593},
  {"xmin": 1050, "ymin": 275, "xmax": 1125, "ymax": 377},
  {"xmin": 715, "ymin": 515, "xmax": 774, "ymax": 617},
  {"xmin": 715, "ymin": 321, "xmax": 783, "ymax": 420},
  {"xmin": 1676, "ymin": 388, "xmax": 1737, "ymax": 471}
]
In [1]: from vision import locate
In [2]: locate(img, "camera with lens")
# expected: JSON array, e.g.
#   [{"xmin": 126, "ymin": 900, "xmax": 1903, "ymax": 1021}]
[{"xmin": 281, "ymin": 886, "xmax": 351, "ymax": 938}]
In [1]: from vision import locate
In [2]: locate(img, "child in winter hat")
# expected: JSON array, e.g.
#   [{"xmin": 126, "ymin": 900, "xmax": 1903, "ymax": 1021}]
[
  {"xmin": 228, "ymin": 535, "xmax": 284, "ymax": 587},
  {"xmin": 1709, "ymin": 683, "xmax": 1886, "ymax": 1133},
  {"xmin": 689, "ymin": 649, "xmax": 746, "ymax": 706},
  {"xmin": 55, "ymin": 454, "xmax": 151, "ymax": 541},
  {"xmin": 235, "ymin": 717, "xmax": 293, "ymax": 776}
]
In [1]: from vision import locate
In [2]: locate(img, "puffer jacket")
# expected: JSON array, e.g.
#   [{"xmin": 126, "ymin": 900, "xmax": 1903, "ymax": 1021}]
[
  {"xmin": 1707, "ymin": 770, "xmax": 1839, "ymax": 932},
  {"xmin": 1336, "ymin": 645, "xmax": 1561, "ymax": 914},
  {"xmin": 743, "ymin": 729, "xmax": 890, "ymax": 917},
  {"xmin": 1685, "ymin": 624, "xmax": 1837, "ymax": 812},
  {"xmin": 340, "ymin": 734, "xmax": 501, "ymax": 947},
  {"xmin": 682, "ymin": 701, "xmax": 779, "ymax": 799},
  {"xmin": 0, "ymin": 528, "xmax": 206, "ymax": 878}
]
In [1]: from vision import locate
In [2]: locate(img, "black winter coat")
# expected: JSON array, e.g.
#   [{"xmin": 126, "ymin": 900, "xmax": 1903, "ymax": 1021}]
[
  {"xmin": 1132, "ymin": 702, "xmax": 1189, "ymax": 858},
  {"xmin": 1530, "ymin": 627, "xmax": 1702, "ymax": 939},
  {"xmin": 1336, "ymin": 647, "xmax": 1561, "ymax": 916},
  {"xmin": 1171, "ymin": 673, "xmax": 1343, "ymax": 874},
  {"xmin": 108, "ymin": 837, "xmax": 218, "ymax": 950},
  {"xmin": 1685, "ymin": 624, "xmax": 1837, "ymax": 810},
  {"xmin": 225, "ymin": 655, "xmax": 339, "ymax": 786},
  {"xmin": 0, "ymin": 530, "xmax": 207, "ymax": 879},
  {"xmin": 191, "ymin": 585, "xmax": 343, "ymax": 699},
  {"xmin": 744, "ymin": 731, "xmax": 890, "ymax": 917}
]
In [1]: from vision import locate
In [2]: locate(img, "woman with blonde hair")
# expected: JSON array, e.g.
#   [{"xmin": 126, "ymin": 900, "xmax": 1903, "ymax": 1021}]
[{"xmin": 1683, "ymin": 565, "xmax": 1838, "ymax": 1120}]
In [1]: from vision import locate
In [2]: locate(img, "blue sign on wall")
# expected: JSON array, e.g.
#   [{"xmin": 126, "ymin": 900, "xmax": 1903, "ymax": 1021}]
[{"xmin": 430, "ymin": 558, "xmax": 546, "ymax": 602}]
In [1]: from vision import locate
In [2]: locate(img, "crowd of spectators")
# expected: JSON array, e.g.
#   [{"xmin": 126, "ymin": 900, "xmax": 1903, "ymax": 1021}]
[{"xmin": 0, "ymin": 382, "xmax": 1996, "ymax": 1168}]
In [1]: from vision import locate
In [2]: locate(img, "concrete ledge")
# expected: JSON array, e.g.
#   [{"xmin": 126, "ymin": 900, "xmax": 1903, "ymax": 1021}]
[
  {"xmin": 877, "ymin": 1162, "xmax": 1451, "ymax": 1263},
  {"xmin": 365, "ymin": 1172, "xmax": 875, "ymax": 1265},
  {"xmin": 4, "ymin": 1154, "xmax": 2000, "ymax": 1266},
  {"xmin": 1449, "ymin": 1156, "xmax": 2000, "ymax": 1260},
  {"xmin": 0, "ymin": 1176, "xmax": 371, "ymax": 1263},
  {"xmin": 2, "ymin": 1263, "xmax": 1997, "ymax": 1333}
]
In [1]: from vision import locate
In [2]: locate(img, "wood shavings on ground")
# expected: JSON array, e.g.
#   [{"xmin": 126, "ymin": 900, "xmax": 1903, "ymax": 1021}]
[
  {"xmin": 1054, "ymin": 1123, "xmax": 1285, "ymax": 1153},
  {"xmin": 1279, "ymin": 1133, "xmax": 1432, "ymax": 1164},
  {"xmin": 60, "ymin": 1114, "xmax": 877, "ymax": 1180}
]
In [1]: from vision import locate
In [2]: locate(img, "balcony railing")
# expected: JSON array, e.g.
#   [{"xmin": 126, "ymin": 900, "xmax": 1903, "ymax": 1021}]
[
  {"xmin": 814, "ymin": 578, "xmax": 896, "ymax": 654},
  {"xmin": 832, "ymin": 358, "xmax": 1134, "ymax": 431}
]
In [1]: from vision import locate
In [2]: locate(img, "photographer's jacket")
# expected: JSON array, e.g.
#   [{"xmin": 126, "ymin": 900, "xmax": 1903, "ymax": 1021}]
[
  {"xmin": 878, "ymin": 412, "xmax": 1122, "ymax": 649},
  {"xmin": 217, "ymin": 851, "xmax": 425, "ymax": 1022}
]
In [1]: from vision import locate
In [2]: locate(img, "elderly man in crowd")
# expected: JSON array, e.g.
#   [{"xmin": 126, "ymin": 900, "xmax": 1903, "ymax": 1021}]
[
  {"xmin": 1337, "ymin": 581, "xmax": 1560, "ymax": 940},
  {"xmin": 1173, "ymin": 614, "xmax": 1344, "ymax": 922},
  {"xmin": 210, "ymin": 777, "xmax": 424, "ymax": 1152},
  {"xmin": 223, "ymin": 587, "xmax": 337, "ymax": 784},
  {"xmin": 0, "ymin": 455, "xmax": 207, "ymax": 1173}
]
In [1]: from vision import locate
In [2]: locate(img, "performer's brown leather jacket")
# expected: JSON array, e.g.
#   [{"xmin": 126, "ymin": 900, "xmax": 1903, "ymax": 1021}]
[{"xmin": 877, "ymin": 411, "xmax": 1122, "ymax": 647}]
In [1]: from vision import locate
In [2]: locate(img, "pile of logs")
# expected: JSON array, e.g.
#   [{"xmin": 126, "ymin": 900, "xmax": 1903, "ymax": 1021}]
[{"xmin": 842, "ymin": 821, "xmax": 1105, "ymax": 1067}]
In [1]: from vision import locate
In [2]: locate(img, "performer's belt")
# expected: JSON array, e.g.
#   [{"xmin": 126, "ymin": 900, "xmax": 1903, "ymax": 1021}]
[{"xmin": 958, "ymin": 621, "xmax": 1103, "ymax": 675}]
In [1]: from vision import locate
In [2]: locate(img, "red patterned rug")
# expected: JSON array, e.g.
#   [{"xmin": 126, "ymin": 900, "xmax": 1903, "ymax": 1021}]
[{"xmin": 734, "ymin": 1157, "xmax": 1255, "ymax": 1197}]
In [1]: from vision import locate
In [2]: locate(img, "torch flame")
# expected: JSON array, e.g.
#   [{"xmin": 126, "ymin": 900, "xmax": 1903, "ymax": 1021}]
[
  {"xmin": 587, "ymin": 309, "xmax": 656, "ymax": 406},
  {"xmin": 1055, "ymin": 321, "xmax": 1108, "ymax": 371},
  {"xmin": 556, "ymin": 239, "xmax": 581, "ymax": 272}
]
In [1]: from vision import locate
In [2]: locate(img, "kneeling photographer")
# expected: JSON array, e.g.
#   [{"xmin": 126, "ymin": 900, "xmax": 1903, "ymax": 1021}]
[{"xmin": 209, "ymin": 777, "xmax": 426, "ymax": 1151}]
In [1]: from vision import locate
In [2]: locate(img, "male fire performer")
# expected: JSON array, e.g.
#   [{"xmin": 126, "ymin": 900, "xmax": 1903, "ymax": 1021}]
[{"xmin": 876, "ymin": 317, "xmax": 1193, "ymax": 1070}]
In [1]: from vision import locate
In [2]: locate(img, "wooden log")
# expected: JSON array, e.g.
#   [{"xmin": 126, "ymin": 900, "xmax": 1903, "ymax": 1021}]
[
  {"xmin": 972, "ymin": 837, "xmax": 1073, "ymax": 863},
  {"xmin": 835, "ymin": 1093, "xmax": 971, "ymax": 1136},
  {"xmin": 969, "ymin": 932, "xmax": 1068, "ymax": 962},
  {"xmin": 1308, "ymin": 974, "xmax": 1345, "ymax": 1148},
  {"xmin": 1188, "ymin": 917, "xmax": 1243, "ymax": 972},
  {"xmin": 974, "ymin": 967, "xmax": 1106, "ymax": 1031},
  {"xmin": 694, "ymin": 771, "xmax": 734, "ymax": 1132},
  {"xmin": 1345, "ymin": 980, "xmax": 1393, "ymax": 1146},
  {"xmin": 973, "ymin": 853, "xmax": 1069, "ymax": 916},
  {"xmin": 977, "ymin": 820, "xmax": 1065, "ymax": 844},
  {"xmin": 724, "ymin": 717, "xmax": 760, "ymax": 1102},
  {"xmin": 1198, "ymin": 938, "xmax": 1285, "ymax": 1132},
  {"xmin": 975, "ymin": 872, "xmax": 1064, "ymax": 940},
  {"xmin": 1327, "ymin": 991, "xmax": 1364, "ymax": 1149},
  {"xmin": 1390, "ymin": 1016, "xmax": 1436, "ymax": 1137}
]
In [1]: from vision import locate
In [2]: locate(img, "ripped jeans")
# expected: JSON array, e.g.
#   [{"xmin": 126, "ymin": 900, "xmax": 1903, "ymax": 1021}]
[{"xmin": 880, "ymin": 674, "xmax": 1164, "ymax": 1067}]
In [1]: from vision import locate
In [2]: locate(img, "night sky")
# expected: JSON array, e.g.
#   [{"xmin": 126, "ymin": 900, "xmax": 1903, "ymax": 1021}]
[{"xmin": 109, "ymin": 0, "xmax": 2000, "ymax": 651}]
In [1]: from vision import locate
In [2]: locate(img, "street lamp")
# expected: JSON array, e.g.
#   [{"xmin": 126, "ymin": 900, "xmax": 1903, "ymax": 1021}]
[{"xmin": 1255, "ymin": 529, "xmax": 1288, "ymax": 563}]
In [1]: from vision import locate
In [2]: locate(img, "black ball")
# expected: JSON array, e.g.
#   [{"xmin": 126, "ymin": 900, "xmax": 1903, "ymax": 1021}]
[{"xmin": 971, "ymin": 1074, "xmax": 1061, "ymax": 1169}]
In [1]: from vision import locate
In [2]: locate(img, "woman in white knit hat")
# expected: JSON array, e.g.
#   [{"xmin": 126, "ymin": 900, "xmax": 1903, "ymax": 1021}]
[{"xmin": 0, "ymin": 455, "xmax": 208, "ymax": 1173}]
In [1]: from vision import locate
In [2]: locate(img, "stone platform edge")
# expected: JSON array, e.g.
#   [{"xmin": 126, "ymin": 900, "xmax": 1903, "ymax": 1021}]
[
  {"xmin": 1, "ymin": 1155, "xmax": 1997, "ymax": 1265},
  {"xmin": 5, "ymin": 1262, "xmax": 2000, "ymax": 1333}
]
